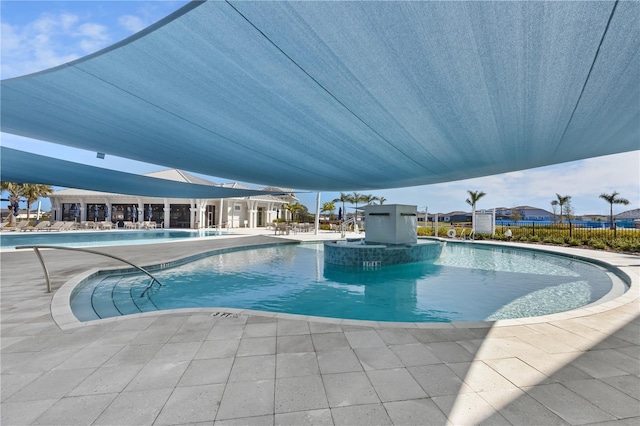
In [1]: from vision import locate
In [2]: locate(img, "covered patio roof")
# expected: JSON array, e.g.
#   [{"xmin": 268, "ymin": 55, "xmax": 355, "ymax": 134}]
[{"xmin": 1, "ymin": 0, "xmax": 638, "ymax": 192}]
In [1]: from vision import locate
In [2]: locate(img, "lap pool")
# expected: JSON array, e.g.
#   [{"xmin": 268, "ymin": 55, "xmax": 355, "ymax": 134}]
[
  {"xmin": 1, "ymin": 229, "xmax": 227, "ymax": 250},
  {"xmin": 70, "ymin": 242, "xmax": 625, "ymax": 323}
]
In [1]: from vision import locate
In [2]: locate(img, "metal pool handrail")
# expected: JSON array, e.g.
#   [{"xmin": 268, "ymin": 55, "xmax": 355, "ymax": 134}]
[{"xmin": 16, "ymin": 245, "xmax": 164, "ymax": 293}]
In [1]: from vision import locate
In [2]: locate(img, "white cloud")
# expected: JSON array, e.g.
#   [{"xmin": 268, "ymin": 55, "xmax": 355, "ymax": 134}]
[
  {"xmin": 118, "ymin": 15, "xmax": 146, "ymax": 33},
  {"xmin": 76, "ymin": 22, "xmax": 111, "ymax": 53},
  {"xmin": 1, "ymin": 22, "xmax": 21, "ymax": 53},
  {"xmin": 0, "ymin": 12, "xmax": 113, "ymax": 78},
  {"xmin": 60, "ymin": 13, "xmax": 79, "ymax": 31},
  {"xmin": 1, "ymin": 2, "xmax": 187, "ymax": 78}
]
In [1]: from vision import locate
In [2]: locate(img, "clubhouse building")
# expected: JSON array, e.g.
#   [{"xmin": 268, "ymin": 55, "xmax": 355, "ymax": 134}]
[{"xmin": 49, "ymin": 169, "xmax": 296, "ymax": 229}]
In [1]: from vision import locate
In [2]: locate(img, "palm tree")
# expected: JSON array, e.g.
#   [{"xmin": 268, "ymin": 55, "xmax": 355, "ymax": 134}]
[
  {"xmin": 555, "ymin": 193, "xmax": 571, "ymax": 223},
  {"xmin": 1, "ymin": 181, "xmax": 21, "ymax": 225},
  {"xmin": 19, "ymin": 183, "xmax": 54, "ymax": 221},
  {"xmin": 362, "ymin": 194, "xmax": 379, "ymax": 205},
  {"xmin": 378, "ymin": 196, "xmax": 387, "ymax": 205},
  {"xmin": 599, "ymin": 191, "xmax": 630, "ymax": 233},
  {"xmin": 321, "ymin": 201, "xmax": 336, "ymax": 221},
  {"xmin": 332, "ymin": 192, "xmax": 351, "ymax": 221},
  {"xmin": 284, "ymin": 202, "xmax": 304, "ymax": 222},
  {"xmin": 465, "ymin": 190, "xmax": 486, "ymax": 233},
  {"xmin": 349, "ymin": 192, "xmax": 367, "ymax": 222}
]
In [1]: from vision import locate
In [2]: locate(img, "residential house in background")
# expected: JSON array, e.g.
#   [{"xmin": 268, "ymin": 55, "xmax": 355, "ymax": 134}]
[{"xmin": 495, "ymin": 206, "xmax": 553, "ymax": 221}]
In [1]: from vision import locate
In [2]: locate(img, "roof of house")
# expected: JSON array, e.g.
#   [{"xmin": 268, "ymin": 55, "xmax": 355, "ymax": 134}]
[
  {"xmin": 617, "ymin": 208, "xmax": 640, "ymax": 219},
  {"xmin": 145, "ymin": 169, "xmax": 216, "ymax": 186}
]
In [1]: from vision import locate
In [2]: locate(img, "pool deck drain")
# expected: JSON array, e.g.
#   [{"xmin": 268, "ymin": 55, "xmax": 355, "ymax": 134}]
[{"xmin": 1, "ymin": 230, "xmax": 638, "ymax": 425}]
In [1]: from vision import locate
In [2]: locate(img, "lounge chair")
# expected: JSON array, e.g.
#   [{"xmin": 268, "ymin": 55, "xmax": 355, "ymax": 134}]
[
  {"xmin": 123, "ymin": 221, "xmax": 136, "ymax": 229},
  {"xmin": 24, "ymin": 221, "xmax": 51, "ymax": 232},
  {"xmin": 99, "ymin": 221, "xmax": 113, "ymax": 230},
  {"xmin": 9, "ymin": 221, "xmax": 30, "ymax": 231},
  {"xmin": 61, "ymin": 221, "xmax": 77, "ymax": 231},
  {"xmin": 47, "ymin": 221, "xmax": 65, "ymax": 231}
]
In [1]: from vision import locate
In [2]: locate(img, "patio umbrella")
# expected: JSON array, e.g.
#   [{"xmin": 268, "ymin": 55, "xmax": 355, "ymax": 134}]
[
  {"xmin": 12, "ymin": 200, "xmax": 19, "ymax": 216},
  {"xmin": 73, "ymin": 203, "xmax": 80, "ymax": 221},
  {"xmin": 132, "ymin": 205, "xmax": 137, "ymax": 221},
  {"xmin": 147, "ymin": 204, "xmax": 153, "ymax": 221},
  {"xmin": 338, "ymin": 207, "xmax": 342, "ymax": 221},
  {"xmin": 104, "ymin": 205, "xmax": 109, "ymax": 222},
  {"xmin": 93, "ymin": 204, "xmax": 99, "ymax": 221}
]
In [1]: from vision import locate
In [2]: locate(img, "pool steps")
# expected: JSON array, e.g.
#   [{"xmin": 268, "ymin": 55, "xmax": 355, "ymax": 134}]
[{"xmin": 71, "ymin": 274, "xmax": 161, "ymax": 321}]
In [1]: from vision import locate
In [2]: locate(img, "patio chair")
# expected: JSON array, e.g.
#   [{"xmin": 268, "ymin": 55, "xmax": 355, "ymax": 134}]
[
  {"xmin": 24, "ymin": 221, "xmax": 51, "ymax": 232},
  {"xmin": 274, "ymin": 222, "xmax": 289, "ymax": 235},
  {"xmin": 143, "ymin": 221, "xmax": 157, "ymax": 229}
]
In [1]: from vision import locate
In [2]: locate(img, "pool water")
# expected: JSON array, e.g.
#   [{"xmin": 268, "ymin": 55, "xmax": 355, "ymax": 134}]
[
  {"xmin": 0, "ymin": 229, "xmax": 227, "ymax": 249},
  {"xmin": 72, "ymin": 242, "xmax": 618, "ymax": 322}
]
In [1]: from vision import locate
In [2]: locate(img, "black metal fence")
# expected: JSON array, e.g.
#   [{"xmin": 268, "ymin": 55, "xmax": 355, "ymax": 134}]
[
  {"xmin": 418, "ymin": 221, "xmax": 639, "ymax": 252},
  {"xmin": 496, "ymin": 222, "xmax": 640, "ymax": 243}
]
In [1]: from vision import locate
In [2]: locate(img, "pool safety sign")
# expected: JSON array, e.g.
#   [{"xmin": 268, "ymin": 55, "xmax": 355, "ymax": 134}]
[{"xmin": 475, "ymin": 212, "xmax": 494, "ymax": 234}]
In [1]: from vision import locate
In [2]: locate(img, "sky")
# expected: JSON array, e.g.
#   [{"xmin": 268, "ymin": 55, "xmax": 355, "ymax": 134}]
[{"xmin": 1, "ymin": 1, "xmax": 639, "ymax": 216}]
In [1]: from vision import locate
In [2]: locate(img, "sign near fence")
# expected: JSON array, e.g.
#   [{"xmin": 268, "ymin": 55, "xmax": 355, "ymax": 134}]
[{"xmin": 475, "ymin": 213, "xmax": 494, "ymax": 234}]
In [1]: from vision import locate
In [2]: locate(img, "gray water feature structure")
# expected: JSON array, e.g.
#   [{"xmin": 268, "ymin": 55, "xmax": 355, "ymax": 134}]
[{"xmin": 324, "ymin": 204, "xmax": 443, "ymax": 268}]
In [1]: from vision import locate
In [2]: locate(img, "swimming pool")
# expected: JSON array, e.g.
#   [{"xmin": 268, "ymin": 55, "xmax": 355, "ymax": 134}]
[
  {"xmin": 0, "ymin": 229, "xmax": 228, "ymax": 249},
  {"xmin": 71, "ymin": 242, "xmax": 623, "ymax": 323}
]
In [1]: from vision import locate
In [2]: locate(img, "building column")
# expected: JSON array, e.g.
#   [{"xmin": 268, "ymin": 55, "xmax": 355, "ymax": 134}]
[
  {"xmin": 194, "ymin": 200, "xmax": 207, "ymax": 229},
  {"xmin": 267, "ymin": 202, "xmax": 274, "ymax": 225},
  {"xmin": 104, "ymin": 199, "xmax": 112, "ymax": 224},
  {"xmin": 246, "ymin": 200, "xmax": 257, "ymax": 228},
  {"xmin": 163, "ymin": 201, "xmax": 170, "ymax": 229},
  {"xmin": 189, "ymin": 205, "xmax": 196, "ymax": 229},
  {"xmin": 79, "ymin": 200, "xmax": 86, "ymax": 222},
  {"xmin": 51, "ymin": 200, "xmax": 60, "ymax": 221},
  {"xmin": 218, "ymin": 199, "xmax": 224, "ymax": 228},
  {"xmin": 137, "ymin": 199, "xmax": 144, "ymax": 225},
  {"xmin": 196, "ymin": 202, "xmax": 202, "ymax": 229}
]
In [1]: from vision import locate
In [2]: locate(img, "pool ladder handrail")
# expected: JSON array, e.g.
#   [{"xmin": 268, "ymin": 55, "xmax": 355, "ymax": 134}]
[
  {"xmin": 16, "ymin": 245, "xmax": 165, "ymax": 293},
  {"xmin": 339, "ymin": 218, "xmax": 359, "ymax": 238}
]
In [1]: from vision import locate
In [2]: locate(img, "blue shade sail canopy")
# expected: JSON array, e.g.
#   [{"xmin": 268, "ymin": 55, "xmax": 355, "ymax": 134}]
[
  {"xmin": 0, "ymin": 148, "xmax": 284, "ymax": 199},
  {"xmin": 1, "ymin": 1, "xmax": 638, "ymax": 191}
]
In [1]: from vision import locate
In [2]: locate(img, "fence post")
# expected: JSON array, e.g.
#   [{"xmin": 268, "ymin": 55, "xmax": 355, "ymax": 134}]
[
  {"xmin": 532, "ymin": 222, "xmax": 535, "ymax": 237},
  {"xmin": 569, "ymin": 222, "xmax": 572, "ymax": 238}
]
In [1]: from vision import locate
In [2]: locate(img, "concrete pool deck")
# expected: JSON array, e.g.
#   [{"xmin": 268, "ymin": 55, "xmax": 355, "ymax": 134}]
[{"xmin": 1, "ymin": 230, "xmax": 638, "ymax": 425}]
